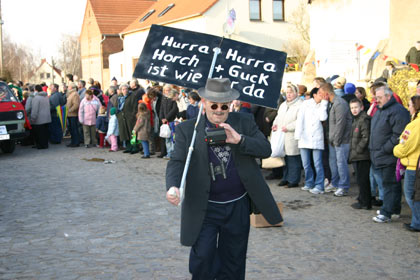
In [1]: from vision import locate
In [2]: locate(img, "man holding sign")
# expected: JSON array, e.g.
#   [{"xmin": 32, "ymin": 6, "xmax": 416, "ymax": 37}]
[{"xmin": 166, "ymin": 78, "xmax": 282, "ymax": 279}]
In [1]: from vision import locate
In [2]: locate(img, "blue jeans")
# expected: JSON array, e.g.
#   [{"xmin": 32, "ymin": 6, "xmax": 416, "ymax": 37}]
[
  {"xmin": 379, "ymin": 165, "xmax": 402, "ymax": 218},
  {"xmin": 68, "ymin": 117, "xmax": 80, "ymax": 145},
  {"xmin": 329, "ymin": 143, "xmax": 350, "ymax": 189},
  {"xmin": 370, "ymin": 165, "xmax": 384, "ymax": 200},
  {"xmin": 165, "ymin": 138, "xmax": 174, "ymax": 157},
  {"xmin": 283, "ymin": 155, "xmax": 302, "ymax": 184},
  {"xmin": 141, "ymin": 140, "xmax": 150, "ymax": 156},
  {"xmin": 403, "ymin": 170, "xmax": 420, "ymax": 229},
  {"xmin": 300, "ymin": 148, "xmax": 324, "ymax": 190}
]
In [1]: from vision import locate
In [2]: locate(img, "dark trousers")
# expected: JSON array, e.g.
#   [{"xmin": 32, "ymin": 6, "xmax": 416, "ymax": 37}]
[
  {"xmin": 48, "ymin": 115, "xmax": 63, "ymax": 143},
  {"xmin": 189, "ymin": 196, "xmax": 250, "ymax": 280},
  {"xmin": 355, "ymin": 160, "xmax": 372, "ymax": 207},
  {"xmin": 32, "ymin": 123, "xmax": 49, "ymax": 149},
  {"xmin": 159, "ymin": 136, "xmax": 167, "ymax": 156},
  {"xmin": 377, "ymin": 164, "xmax": 402, "ymax": 218},
  {"xmin": 68, "ymin": 117, "xmax": 80, "ymax": 145},
  {"xmin": 284, "ymin": 155, "xmax": 302, "ymax": 184},
  {"xmin": 322, "ymin": 142, "xmax": 332, "ymax": 182}
]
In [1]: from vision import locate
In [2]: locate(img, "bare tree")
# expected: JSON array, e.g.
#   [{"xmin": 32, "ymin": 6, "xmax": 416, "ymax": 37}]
[
  {"xmin": 283, "ymin": 0, "xmax": 310, "ymax": 69},
  {"xmin": 56, "ymin": 34, "xmax": 82, "ymax": 78},
  {"xmin": 1, "ymin": 34, "xmax": 38, "ymax": 82}
]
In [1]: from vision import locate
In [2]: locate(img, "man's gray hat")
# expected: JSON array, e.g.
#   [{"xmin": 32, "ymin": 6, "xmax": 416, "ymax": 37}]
[{"xmin": 198, "ymin": 78, "xmax": 240, "ymax": 103}]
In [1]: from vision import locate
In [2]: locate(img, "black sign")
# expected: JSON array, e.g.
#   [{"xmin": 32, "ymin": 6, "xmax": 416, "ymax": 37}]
[{"xmin": 133, "ymin": 25, "xmax": 287, "ymax": 108}]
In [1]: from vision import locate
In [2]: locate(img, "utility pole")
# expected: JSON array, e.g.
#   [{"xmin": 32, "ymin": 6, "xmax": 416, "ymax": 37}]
[{"xmin": 0, "ymin": 0, "xmax": 4, "ymax": 77}]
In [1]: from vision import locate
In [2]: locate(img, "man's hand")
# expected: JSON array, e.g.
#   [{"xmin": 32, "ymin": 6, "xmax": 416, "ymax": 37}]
[
  {"xmin": 166, "ymin": 187, "xmax": 180, "ymax": 206},
  {"xmin": 272, "ymin": 124, "xmax": 278, "ymax": 132},
  {"xmin": 219, "ymin": 123, "xmax": 241, "ymax": 144},
  {"xmin": 281, "ymin": 126, "xmax": 288, "ymax": 132}
]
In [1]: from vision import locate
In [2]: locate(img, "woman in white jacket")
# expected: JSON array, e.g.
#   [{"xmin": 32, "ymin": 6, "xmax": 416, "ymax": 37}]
[
  {"xmin": 294, "ymin": 88, "xmax": 329, "ymax": 194},
  {"xmin": 272, "ymin": 84, "xmax": 303, "ymax": 187}
]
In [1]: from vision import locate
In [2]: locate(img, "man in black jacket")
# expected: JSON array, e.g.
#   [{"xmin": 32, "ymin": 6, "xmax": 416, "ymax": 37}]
[
  {"xmin": 370, "ymin": 84, "xmax": 410, "ymax": 223},
  {"xmin": 166, "ymin": 78, "xmax": 282, "ymax": 279}
]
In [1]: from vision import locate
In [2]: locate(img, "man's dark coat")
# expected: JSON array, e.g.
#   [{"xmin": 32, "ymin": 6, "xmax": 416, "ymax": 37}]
[{"xmin": 166, "ymin": 112, "xmax": 283, "ymax": 246}]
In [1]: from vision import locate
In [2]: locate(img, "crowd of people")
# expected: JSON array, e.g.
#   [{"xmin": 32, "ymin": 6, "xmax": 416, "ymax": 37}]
[
  {"xmin": 267, "ymin": 75, "xmax": 420, "ymax": 232},
  {"xmin": 6, "ymin": 69, "xmax": 420, "ymax": 233}
]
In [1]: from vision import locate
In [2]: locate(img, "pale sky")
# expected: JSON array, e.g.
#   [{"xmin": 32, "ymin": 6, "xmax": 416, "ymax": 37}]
[{"xmin": 2, "ymin": 0, "xmax": 87, "ymax": 59}]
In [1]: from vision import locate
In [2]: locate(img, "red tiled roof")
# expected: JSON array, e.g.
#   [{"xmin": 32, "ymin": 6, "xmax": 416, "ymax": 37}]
[
  {"xmin": 88, "ymin": 0, "xmax": 156, "ymax": 34},
  {"xmin": 121, "ymin": 0, "xmax": 219, "ymax": 35}
]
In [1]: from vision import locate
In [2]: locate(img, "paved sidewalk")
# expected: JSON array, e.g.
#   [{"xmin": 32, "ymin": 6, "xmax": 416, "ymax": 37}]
[{"xmin": 1, "ymin": 144, "xmax": 419, "ymax": 279}]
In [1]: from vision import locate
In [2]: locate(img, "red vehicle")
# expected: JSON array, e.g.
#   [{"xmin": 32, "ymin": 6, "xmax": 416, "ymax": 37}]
[{"xmin": 0, "ymin": 82, "xmax": 30, "ymax": 153}]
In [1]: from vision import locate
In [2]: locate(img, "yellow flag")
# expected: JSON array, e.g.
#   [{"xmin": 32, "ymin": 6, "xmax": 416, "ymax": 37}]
[
  {"xmin": 363, "ymin": 48, "xmax": 371, "ymax": 55},
  {"xmin": 295, "ymin": 64, "xmax": 299, "ymax": 71}
]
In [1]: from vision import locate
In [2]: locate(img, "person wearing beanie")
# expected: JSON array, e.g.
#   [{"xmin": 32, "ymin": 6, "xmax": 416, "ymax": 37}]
[
  {"xmin": 342, "ymin": 83, "xmax": 357, "ymax": 103},
  {"xmin": 106, "ymin": 107, "xmax": 119, "ymax": 151}
]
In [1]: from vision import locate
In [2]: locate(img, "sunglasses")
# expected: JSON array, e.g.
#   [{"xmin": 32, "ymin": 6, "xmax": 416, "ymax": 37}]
[{"xmin": 210, "ymin": 103, "xmax": 229, "ymax": 110}]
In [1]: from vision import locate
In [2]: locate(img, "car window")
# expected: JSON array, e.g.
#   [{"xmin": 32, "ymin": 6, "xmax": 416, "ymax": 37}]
[{"xmin": 0, "ymin": 84, "xmax": 18, "ymax": 102}]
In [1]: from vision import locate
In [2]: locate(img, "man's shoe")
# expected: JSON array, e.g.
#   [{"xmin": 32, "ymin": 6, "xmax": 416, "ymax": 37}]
[
  {"xmin": 324, "ymin": 178, "xmax": 330, "ymax": 187},
  {"xmin": 373, "ymin": 214, "xmax": 390, "ymax": 223},
  {"xmin": 69, "ymin": 144, "xmax": 79, "ymax": 148},
  {"xmin": 372, "ymin": 199, "xmax": 383, "ymax": 207},
  {"xmin": 403, "ymin": 223, "xmax": 420, "ymax": 232},
  {"xmin": 123, "ymin": 149, "xmax": 131, "ymax": 153},
  {"xmin": 334, "ymin": 188, "xmax": 348, "ymax": 197},
  {"xmin": 157, "ymin": 154, "xmax": 166, "ymax": 158},
  {"xmin": 130, "ymin": 150, "xmax": 139, "ymax": 155},
  {"xmin": 141, "ymin": 155, "xmax": 150, "ymax": 159},
  {"xmin": 310, "ymin": 188, "xmax": 324, "ymax": 194},
  {"xmin": 325, "ymin": 184, "xmax": 337, "ymax": 193},
  {"xmin": 351, "ymin": 202, "xmax": 372, "ymax": 210},
  {"xmin": 278, "ymin": 180, "xmax": 288, "ymax": 186},
  {"xmin": 85, "ymin": 144, "xmax": 90, "ymax": 148},
  {"xmin": 376, "ymin": 210, "xmax": 400, "ymax": 220},
  {"xmin": 266, "ymin": 174, "xmax": 281, "ymax": 180},
  {"xmin": 286, "ymin": 183, "xmax": 299, "ymax": 188},
  {"xmin": 301, "ymin": 185, "xmax": 312, "ymax": 191}
]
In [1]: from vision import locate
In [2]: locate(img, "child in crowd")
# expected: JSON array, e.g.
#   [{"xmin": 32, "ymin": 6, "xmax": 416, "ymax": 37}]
[
  {"xmin": 348, "ymin": 98, "xmax": 372, "ymax": 209},
  {"xmin": 105, "ymin": 107, "xmax": 119, "ymax": 152},
  {"xmin": 78, "ymin": 89, "xmax": 100, "ymax": 148},
  {"xmin": 96, "ymin": 106, "xmax": 108, "ymax": 148},
  {"xmin": 186, "ymin": 91, "xmax": 201, "ymax": 119},
  {"xmin": 133, "ymin": 102, "xmax": 151, "ymax": 158}
]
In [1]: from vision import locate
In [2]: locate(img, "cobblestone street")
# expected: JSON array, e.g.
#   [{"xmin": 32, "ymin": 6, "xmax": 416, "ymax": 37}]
[{"xmin": 1, "ymin": 144, "xmax": 420, "ymax": 279}]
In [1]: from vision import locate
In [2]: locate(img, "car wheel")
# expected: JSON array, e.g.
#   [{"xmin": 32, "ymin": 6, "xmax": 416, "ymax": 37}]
[{"xmin": 1, "ymin": 140, "xmax": 16, "ymax": 153}]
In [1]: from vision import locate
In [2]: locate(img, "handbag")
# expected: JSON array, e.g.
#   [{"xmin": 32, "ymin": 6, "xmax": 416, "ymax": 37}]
[
  {"xmin": 270, "ymin": 130, "xmax": 285, "ymax": 158},
  {"xmin": 395, "ymin": 158, "xmax": 406, "ymax": 182},
  {"xmin": 159, "ymin": 123, "xmax": 171, "ymax": 138},
  {"xmin": 262, "ymin": 157, "xmax": 285, "ymax": 169}
]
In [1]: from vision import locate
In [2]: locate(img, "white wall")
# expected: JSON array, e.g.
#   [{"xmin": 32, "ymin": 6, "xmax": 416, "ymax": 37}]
[
  {"xmin": 111, "ymin": 0, "xmax": 303, "ymax": 85},
  {"xmin": 309, "ymin": 0, "xmax": 390, "ymax": 81}
]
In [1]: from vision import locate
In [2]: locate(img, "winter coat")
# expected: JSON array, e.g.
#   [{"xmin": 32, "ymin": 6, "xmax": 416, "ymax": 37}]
[
  {"xmin": 67, "ymin": 90, "xmax": 80, "ymax": 117},
  {"xmin": 159, "ymin": 96, "xmax": 178, "ymax": 123},
  {"xmin": 49, "ymin": 91, "xmax": 66, "ymax": 117},
  {"xmin": 273, "ymin": 97, "xmax": 302, "ymax": 156},
  {"xmin": 79, "ymin": 96, "xmax": 100, "ymax": 126},
  {"xmin": 393, "ymin": 116, "xmax": 420, "ymax": 170},
  {"xmin": 133, "ymin": 113, "xmax": 151, "ymax": 141},
  {"xmin": 31, "ymin": 92, "xmax": 51, "ymax": 125},
  {"xmin": 369, "ymin": 97, "xmax": 410, "ymax": 169},
  {"xmin": 349, "ymin": 111, "xmax": 371, "ymax": 162},
  {"xmin": 295, "ymin": 99, "xmax": 328, "ymax": 150},
  {"xmin": 106, "ymin": 115, "xmax": 119, "ymax": 137},
  {"xmin": 116, "ymin": 91, "xmax": 142, "ymax": 141},
  {"xmin": 186, "ymin": 103, "xmax": 199, "ymax": 120},
  {"xmin": 96, "ymin": 114, "xmax": 108, "ymax": 133},
  {"xmin": 25, "ymin": 92, "xmax": 35, "ymax": 120},
  {"xmin": 405, "ymin": 46, "xmax": 420, "ymax": 65},
  {"xmin": 328, "ymin": 96, "xmax": 352, "ymax": 146}
]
